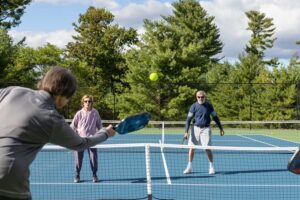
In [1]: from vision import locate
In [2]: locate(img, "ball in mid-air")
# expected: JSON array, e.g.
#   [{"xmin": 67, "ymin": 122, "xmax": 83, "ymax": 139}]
[{"xmin": 149, "ymin": 72, "xmax": 158, "ymax": 81}]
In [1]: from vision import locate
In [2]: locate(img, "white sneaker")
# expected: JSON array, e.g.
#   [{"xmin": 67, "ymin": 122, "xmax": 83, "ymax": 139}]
[
  {"xmin": 183, "ymin": 166, "xmax": 192, "ymax": 174},
  {"xmin": 209, "ymin": 167, "xmax": 215, "ymax": 175}
]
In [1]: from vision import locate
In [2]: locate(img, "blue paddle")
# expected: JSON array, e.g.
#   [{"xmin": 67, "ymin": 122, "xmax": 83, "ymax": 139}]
[{"xmin": 114, "ymin": 112, "xmax": 151, "ymax": 135}]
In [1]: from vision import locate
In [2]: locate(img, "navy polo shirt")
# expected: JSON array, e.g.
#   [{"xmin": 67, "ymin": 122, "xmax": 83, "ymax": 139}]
[{"xmin": 184, "ymin": 101, "xmax": 216, "ymax": 132}]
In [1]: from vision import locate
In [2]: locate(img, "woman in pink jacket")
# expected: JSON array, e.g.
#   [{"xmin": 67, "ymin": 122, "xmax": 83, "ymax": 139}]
[{"xmin": 71, "ymin": 95, "xmax": 103, "ymax": 183}]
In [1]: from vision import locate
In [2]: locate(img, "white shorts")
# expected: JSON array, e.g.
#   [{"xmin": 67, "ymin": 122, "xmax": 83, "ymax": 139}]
[{"xmin": 188, "ymin": 126, "xmax": 212, "ymax": 146}]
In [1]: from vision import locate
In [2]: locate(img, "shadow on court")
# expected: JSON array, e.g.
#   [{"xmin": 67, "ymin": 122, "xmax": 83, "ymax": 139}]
[{"xmin": 218, "ymin": 168, "xmax": 287, "ymax": 175}]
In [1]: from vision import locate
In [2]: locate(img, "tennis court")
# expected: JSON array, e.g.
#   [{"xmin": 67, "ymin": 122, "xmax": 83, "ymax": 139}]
[{"xmin": 29, "ymin": 127, "xmax": 300, "ymax": 200}]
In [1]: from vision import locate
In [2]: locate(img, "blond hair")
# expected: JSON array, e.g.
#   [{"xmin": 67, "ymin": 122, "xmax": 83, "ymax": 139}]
[{"xmin": 80, "ymin": 95, "xmax": 94, "ymax": 107}]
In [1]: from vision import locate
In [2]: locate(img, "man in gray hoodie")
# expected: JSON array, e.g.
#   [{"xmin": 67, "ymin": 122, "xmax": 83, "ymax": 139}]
[{"xmin": 0, "ymin": 67, "xmax": 116, "ymax": 200}]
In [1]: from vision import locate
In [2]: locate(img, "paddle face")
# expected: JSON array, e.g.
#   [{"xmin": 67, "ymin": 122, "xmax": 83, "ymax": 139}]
[
  {"xmin": 114, "ymin": 112, "xmax": 151, "ymax": 135},
  {"xmin": 287, "ymin": 148, "xmax": 300, "ymax": 174}
]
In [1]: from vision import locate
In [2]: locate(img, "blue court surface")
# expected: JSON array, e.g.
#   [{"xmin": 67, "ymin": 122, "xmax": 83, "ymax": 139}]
[{"xmin": 30, "ymin": 133, "xmax": 300, "ymax": 200}]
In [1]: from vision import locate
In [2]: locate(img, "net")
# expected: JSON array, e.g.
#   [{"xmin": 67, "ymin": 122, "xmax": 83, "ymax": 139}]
[
  {"xmin": 98, "ymin": 120, "xmax": 300, "ymax": 145},
  {"xmin": 30, "ymin": 143, "xmax": 300, "ymax": 200}
]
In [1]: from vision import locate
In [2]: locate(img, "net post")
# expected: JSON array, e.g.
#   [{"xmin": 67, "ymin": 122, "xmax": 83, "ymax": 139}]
[
  {"xmin": 161, "ymin": 121, "xmax": 165, "ymax": 144},
  {"xmin": 145, "ymin": 144, "xmax": 152, "ymax": 200}
]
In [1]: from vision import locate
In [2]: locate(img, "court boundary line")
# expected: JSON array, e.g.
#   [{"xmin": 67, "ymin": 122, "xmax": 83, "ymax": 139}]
[
  {"xmin": 159, "ymin": 140, "xmax": 172, "ymax": 185},
  {"xmin": 30, "ymin": 182, "xmax": 300, "ymax": 187},
  {"xmin": 237, "ymin": 134, "xmax": 278, "ymax": 147},
  {"xmin": 262, "ymin": 134, "xmax": 300, "ymax": 146},
  {"xmin": 168, "ymin": 183, "xmax": 300, "ymax": 187}
]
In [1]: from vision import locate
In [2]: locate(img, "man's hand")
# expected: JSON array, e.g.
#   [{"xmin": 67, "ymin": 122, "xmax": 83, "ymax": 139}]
[
  {"xmin": 184, "ymin": 132, "xmax": 189, "ymax": 139},
  {"xmin": 106, "ymin": 125, "xmax": 116, "ymax": 137},
  {"xmin": 220, "ymin": 129, "xmax": 225, "ymax": 136}
]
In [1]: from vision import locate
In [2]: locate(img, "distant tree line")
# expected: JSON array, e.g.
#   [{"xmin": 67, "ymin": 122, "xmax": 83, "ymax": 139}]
[{"xmin": 1, "ymin": 0, "xmax": 300, "ymax": 121}]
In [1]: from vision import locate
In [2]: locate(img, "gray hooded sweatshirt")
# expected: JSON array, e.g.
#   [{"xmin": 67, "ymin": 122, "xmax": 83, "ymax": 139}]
[{"xmin": 0, "ymin": 86, "xmax": 109, "ymax": 199}]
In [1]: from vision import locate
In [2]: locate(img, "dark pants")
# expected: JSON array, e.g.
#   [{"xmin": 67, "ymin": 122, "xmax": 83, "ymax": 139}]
[{"xmin": 74, "ymin": 148, "xmax": 98, "ymax": 176}]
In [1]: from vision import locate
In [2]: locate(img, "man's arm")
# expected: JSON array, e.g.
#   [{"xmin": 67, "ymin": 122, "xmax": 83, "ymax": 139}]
[
  {"xmin": 211, "ymin": 111, "xmax": 224, "ymax": 136},
  {"xmin": 184, "ymin": 112, "xmax": 194, "ymax": 133},
  {"xmin": 184, "ymin": 106, "xmax": 194, "ymax": 139},
  {"xmin": 0, "ymin": 87, "xmax": 13, "ymax": 103},
  {"xmin": 50, "ymin": 116, "xmax": 114, "ymax": 151}
]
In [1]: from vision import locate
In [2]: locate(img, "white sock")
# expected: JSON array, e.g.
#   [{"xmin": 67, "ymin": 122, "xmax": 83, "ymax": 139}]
[
  {"xmin": 209, "ymin": 162, "xmax": 214, "ymax": 168},
  {"xmin": 187, "ymin": 162, "xmax": 192, "ymax": 168}
]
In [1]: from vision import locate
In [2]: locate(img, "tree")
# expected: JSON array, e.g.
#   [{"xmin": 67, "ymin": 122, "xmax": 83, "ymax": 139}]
[
  {"xmin": 3, "ymin": 43, "xmax": 63, "ymax": 85},
  {"xmin": 245, "ymin": 10, "xmax": 276, "ymax": 63},
  {"xmin": 207, "ymin": 54, "xmax": 266, "ymax": 121},
  {"xmin": 66, "ymin": 6, "xmax": 137, "ymax": 119},
  {"xmin": 208, "ymin": 10, "xmax": 277, "ymax": 121},
  {"xmin": 206, "ymin": 61, "xmax": 237, "ymax": 120},
  {"xmin": 117, "ymin": 0, "xmax": 223, "ymax": 120},
  {"xmin": 0, "ymin": 0, "xmax": 31, "ymax": 29},
  {"xmin": 242, "ymin": 10, "xmax": 278, "ymax": 120},
  {"xmin": 0, "ymin": 0, "xmax": 30, "ymax": 82},
  {"xmin": 0, "ymin": 28, "xmax": 19, "ymax": 80}
]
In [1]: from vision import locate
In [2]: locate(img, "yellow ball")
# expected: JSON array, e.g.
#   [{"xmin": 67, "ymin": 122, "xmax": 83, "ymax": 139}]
[{"xmin": 149, "ymin": 72, "xmax": 158, "ymax": 81}]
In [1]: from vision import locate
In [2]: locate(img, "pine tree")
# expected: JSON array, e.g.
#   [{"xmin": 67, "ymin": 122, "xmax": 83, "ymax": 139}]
[
  {"xmin": 117, "ymin": 0, "xmax": 223, "ymax": 120},
  {"xmin": 66, "ymin": 7, "xmax": 137, "ymax": 118},
  {"xmin": 0, "ymin": 0, "xmax": 31, "ymax": 29}
]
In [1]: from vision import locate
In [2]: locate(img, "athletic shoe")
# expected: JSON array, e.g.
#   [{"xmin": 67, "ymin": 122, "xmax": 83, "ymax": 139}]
[
  {"xmin": 183, "ymin": 166, "xmax": 192, "ymax": 174},
  {"xmin": 92, "ymin": 175, "xmax": 99, "ymax": 183},
  {"xmin": 74, "ymin": 175, "xmax": 80, "ymax": 183},
  {"xmin": 209, "ymin": 167, "xmax": 215, "ymax": 175}
]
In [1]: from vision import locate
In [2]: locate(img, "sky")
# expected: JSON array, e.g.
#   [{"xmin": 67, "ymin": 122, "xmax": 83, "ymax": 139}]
[{"xmin": 8, "ymin": 0, "xmax": 300, "ymax": 65}]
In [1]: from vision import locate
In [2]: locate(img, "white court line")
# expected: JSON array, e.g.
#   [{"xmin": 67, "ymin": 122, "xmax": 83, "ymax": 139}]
[
  {"xmin": 31, "ymin": 182, "xmax": 134, "ymax": 185},
  {"xmin": 213, "ymin": 140, "xmax": 245, "ymax": 142},
  {"xmin": 30, "ymin": 182, "xmax": 300, "ymax": 187},
  {"xmin": 237, "ymin": 134, "xmax": 278, "ymax": 147},
  {"xmin": 263, "ymin": 134, "xmax": 300, "ymax": 146},
  {"xmin": 159, "ymin": 140, "xmax": 172, "ymax": 185},
  {"xmin": 163, "ymin": 139, "xmax": 245, "ymax": 142},
  {"xmin": 168, "ymin": 183, "xmax": 300, "ymax": 187}
]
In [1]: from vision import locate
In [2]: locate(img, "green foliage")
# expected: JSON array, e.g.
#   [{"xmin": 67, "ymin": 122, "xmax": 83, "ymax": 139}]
[
  {"xmin": 117, "ymin": 0, "xmax": 223, "ymax": 120},
  {"xmin": 4, "ymin": 43, "xmax": 63, "ymax": 84},
  {"xmin": 206, "ymin": 62, "xmax": 236, "ymax": 119},
  {"xmin": 207, "ymin": 10, "xmax": 287, "ymax": 121},
  {"xmin": 115, "ymin": 49, "xmax": 158, "ymax": 119},
  {"xmin": 166, "ymin": 0, "xmax": 223, "ymax": 64},
  {"xmin": 66, "ymin": 6, "xmax": 138, "ymax": 119},
  {"xmin": 245, "ymin": 10, "xmax": 276, "ymax": 63},
  {"xmin": 0, "ymin": 0, "xmax": 32, "ymax": 29},
  {"xmin": 0, "ymin": 29, "xmax": 17, "ymax": 78},
  {"xmin": 253, "ymin": 63, "xmax": 300, "ymax": 120},
  {"xmin": 67, "ymin": 6, "xmax": 137, "ymax": 85},
  {"xmin": 1, "ymin": 2, "xmax": 300, "ymax": 122},
  {"xmin": 4, "ymin": 46, "xmax": 36, "ymax": 83},
  {"xmin": 208, "ymin": 53, "xmax": 300, "ymax": 121}
]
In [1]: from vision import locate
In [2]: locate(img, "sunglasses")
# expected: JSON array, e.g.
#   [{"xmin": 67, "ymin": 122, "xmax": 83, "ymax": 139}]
[
  {"xmin": 197, "ymin": 96, "xmax": 205, "ymax": 99},
  {"xmin": 84, "ymin": 100, "xmax": 92, "ymax": 103}
]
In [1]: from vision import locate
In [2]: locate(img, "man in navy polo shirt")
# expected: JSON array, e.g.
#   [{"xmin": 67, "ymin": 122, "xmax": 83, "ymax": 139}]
[{"xmin": 183, "ymin": 90, "xmax": 224, "ymax": 175}]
